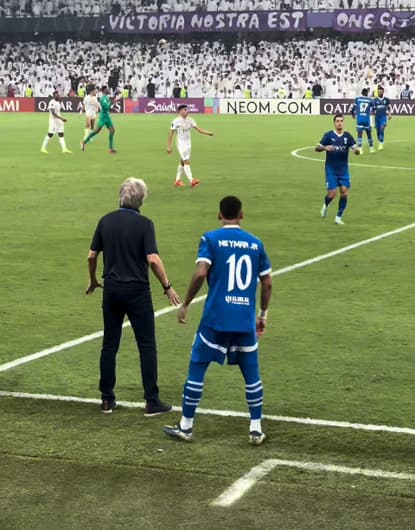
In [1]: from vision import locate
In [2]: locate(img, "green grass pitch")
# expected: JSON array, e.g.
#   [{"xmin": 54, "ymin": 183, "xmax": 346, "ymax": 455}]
[{"xmin": 1, "ymin": 113, "xmax": 415, "ymax": 529}]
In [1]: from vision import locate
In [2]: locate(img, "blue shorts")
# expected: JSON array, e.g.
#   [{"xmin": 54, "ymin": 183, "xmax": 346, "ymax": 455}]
[
  {"xmin": 326, "ymin": 166, "xmax": 351, "ymax": 190},
  {"xmin": 375, "ymin": 116, "xmax": 387, "ymax": 129},
  {"xmin": 356, "ymin": 120, "xmax": 371, "ymax": 131},
  {"xmin": 190, "ymin": 324, "xmax": 258, "ymax": 366}
]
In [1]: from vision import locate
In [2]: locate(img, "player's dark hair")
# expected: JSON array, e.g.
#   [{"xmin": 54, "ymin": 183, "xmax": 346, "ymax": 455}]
[
  {"xmin": 220, "ymin": 196, "xmax": 242, "ymax": 220},
  {"xmin": 333, "ymin": 113, "xmax": 343, "ymax": 121},
  {"xmin": 361, "ymin": 88, "xmax": 368, "ymax": 96},
  {"xmin": 178, "ymin": 104, "xmax": 188, "ymax": 111},
  {"xmin": 101, "ymin": 85, "xmax": 108, "ymax": 92},
  {"xmin": 378, "ymin": 85, "xmax": 384, "ymax": 91}
]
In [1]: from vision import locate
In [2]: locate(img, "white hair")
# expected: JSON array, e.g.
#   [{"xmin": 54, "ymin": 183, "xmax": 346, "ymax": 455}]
[{"xmin": 119, "ymin": 178, "xmax": 148, "ymax": 209}]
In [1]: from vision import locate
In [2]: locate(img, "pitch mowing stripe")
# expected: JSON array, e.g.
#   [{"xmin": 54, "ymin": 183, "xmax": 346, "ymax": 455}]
[
  {"xmin": 212, "ymin": 458, "xmax": 415, "ymax": 507},
  {"xmin": 291, "ymin": 146, "xmax": 415, "ymax": 171},
  {"xmin": 1, "ymin": 221, "xmax": 415, "ymax": 374},
  {"xmin": 0, "ymin": 390, "xmax": 414, "ymax": 436}
]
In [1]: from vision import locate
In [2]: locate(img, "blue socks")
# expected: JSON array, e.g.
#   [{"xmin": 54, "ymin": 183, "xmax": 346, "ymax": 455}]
[{"xmin": 337, "ymin": 196, "xmax": 348, "ymax": 217}]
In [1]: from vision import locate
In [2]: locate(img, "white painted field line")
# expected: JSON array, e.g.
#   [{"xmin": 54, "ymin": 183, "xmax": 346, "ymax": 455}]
[
  {"xmin": 291, "ymin": 146, "xmax": 415, "ymax": 171},
  {"xmin": 211, "ymin": 460, "xmax": 277, "ymax": 507},
  {"xmin": 1, "ymin": 390, "xmax": 414, "ymax": 436},
  {"xmin": 212, "ymin": 458, "xmax": 415, "ymax": 507},
  {"xmin": 1, "ymin": 220, "xmax": 415, "ymax": 374}
]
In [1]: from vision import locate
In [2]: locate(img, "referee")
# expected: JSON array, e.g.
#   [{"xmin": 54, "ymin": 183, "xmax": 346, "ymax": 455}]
[{"xmin": 86, "ymin": 178, "xmax": 180, "ymax": 415}]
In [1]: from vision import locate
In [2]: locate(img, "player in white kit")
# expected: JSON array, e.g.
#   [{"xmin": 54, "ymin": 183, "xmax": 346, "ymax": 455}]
[
  {"xmin": 82, "ymin": 87, "xmax": 101, "ymax": 140},
  {"xmin": 167, "ymin": 104, "xmax": 213, "ymax": 188},
  {"xmin": 40, "ymin": 91, "xmax": 71, "ymax": 154}
]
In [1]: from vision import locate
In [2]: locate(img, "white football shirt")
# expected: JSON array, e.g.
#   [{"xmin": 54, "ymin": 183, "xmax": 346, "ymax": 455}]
[
  {"xmin": 170, "ymin": 116, "xmax": 196, "ymax": 145},
  {"xmin": 83, "ymin": 94, "xmax": 100, "ymax": 115},
  {"xmin": 48, "ymin": 99, "xmax": 61, "ymax": 119}
]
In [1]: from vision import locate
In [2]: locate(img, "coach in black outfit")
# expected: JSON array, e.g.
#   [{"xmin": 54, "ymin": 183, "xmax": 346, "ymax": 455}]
[{"xmin": 87, "ymin": 178, "xmax": 180, "ymax": 415}]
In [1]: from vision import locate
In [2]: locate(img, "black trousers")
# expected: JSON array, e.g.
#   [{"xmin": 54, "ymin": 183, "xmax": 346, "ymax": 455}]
[{"xmin": 99, "ymin": 281, "xmax": 159, "ymax": 402}]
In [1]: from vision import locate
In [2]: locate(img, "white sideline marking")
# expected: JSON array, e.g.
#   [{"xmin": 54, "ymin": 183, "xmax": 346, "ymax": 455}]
[
  {"xmin": 212, "ymin": 458, "xmax": 415, "ymax": 507},
  {"xmin": 291, "ymin": 146, "xmax": 415, "ymax": 171},
  {"xmin": 1, "ymin": 221, "xmax": 415, "ymax": 374},
  {"xmin": 0, "ymin": 391, "xmax": 414, "ymax": 436}
]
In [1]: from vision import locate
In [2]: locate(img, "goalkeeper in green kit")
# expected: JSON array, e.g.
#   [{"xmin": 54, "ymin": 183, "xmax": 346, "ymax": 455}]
[{"xmin": 81, "ymin": 86, "xmax": 118, "ymax": 154}]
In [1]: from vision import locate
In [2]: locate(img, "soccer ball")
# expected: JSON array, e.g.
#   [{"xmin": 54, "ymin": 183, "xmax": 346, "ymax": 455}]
[{"xmin": 158, "ymin": 38, "xmax": 167, "ymax": 47}]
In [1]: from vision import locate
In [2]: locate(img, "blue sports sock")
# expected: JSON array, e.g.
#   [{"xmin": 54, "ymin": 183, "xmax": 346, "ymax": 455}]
[
  {"xmin": 378, "ymin": 129, "xmax": 384, "ymax": 143},
  {"xmin": 337, "ymin": 196, "xmax": 348, "ymax": 217},
  {"xmin": 182, "ymin": 361, "xmax": 209, "ymax": 419},
  {"xmin": 367, "ymin": 129, "xmax": 373, "ymax": 147},
  {"xmin": 325, "ymin": 195, "xmax": 334, "ymax": 207},
  {"xmin": 357, "ymin": 131, "xmax": 362, "ymax": 147},
  {"xmin": 239, "ymin": 356, "xmax": 263, "ymax": 421}
]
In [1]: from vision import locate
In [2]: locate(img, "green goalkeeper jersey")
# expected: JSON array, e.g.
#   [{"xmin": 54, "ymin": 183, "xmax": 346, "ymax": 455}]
[{"xmin": 100, "ymin": 95, "xmax": 111, "ymax": 116}]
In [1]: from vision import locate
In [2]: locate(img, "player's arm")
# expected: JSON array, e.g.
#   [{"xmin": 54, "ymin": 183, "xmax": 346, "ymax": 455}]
[
  {"xmin": 167, "ymin": 129, "xmax": 175, "ymax": 154},
  {"xmin": 315, "ymin": 144, "xmax": 333, "ymax": 152},
  {"xmin": 86, "ymin": 250, "xmax": 103, "ymax": 294},
  {"xmin": 178, "ymin": 261, "xmax": 210, "ymax": 324},
  {"xmin": 147, "ymin": 253, "xmax": 180, "ymax": 306},
  {"xmin": 194, "ymin": 126, "xmax": 214, "ymax": 136},
  {"xmin": 257, "ymin": 273, "xmax": 272, "ymax": 337},
  {"xmin": 51, "ymin": 109, "xmax": 67, "ymax": 122},
  {"xmin": 351, "ymin": 101, "xmax": 357, "ymax": 119}
]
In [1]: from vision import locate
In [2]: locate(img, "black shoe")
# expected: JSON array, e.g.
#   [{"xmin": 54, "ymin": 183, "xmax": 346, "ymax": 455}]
[
  {"xmin": 101, "ymin": 399, "xmax": 116, "ymax": 414},
  {"xmin": 144, "ymin": 399, "xmax": 172, "ymax": 417}
]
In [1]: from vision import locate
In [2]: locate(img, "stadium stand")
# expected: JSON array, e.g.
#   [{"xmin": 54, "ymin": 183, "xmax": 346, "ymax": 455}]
[
  {"xmin": 0, "ymin": 37, "xmax": 414, "ymax": 98},
  {"xmin": 1, "ymin": 0, "xmax": 415, "ymax": 17}
]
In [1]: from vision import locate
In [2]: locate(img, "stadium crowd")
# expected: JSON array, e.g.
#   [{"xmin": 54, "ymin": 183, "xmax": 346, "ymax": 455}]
[
  {"xmin": 1, "ymin": 0, "xmax": 415, "ymax": 17},
  {"xmin": 0, "ymin": 37, "xmax": 414, "ymax": 98}
]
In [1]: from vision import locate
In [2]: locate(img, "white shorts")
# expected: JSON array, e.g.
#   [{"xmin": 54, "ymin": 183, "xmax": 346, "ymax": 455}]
[
  {"xmin": 86, "ymin": 112, "xmax": 97, "ymax": 120},
  {"xmin": 177, "ymin": 142, "xmax": 191, "ymax": 161},
  {"xmin": 48, "ymin": 119, "xmax": 64, "ymax": 134}
]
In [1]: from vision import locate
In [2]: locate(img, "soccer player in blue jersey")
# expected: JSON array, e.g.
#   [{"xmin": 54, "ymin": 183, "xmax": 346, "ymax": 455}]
[
  {"xmin": 316, "ymin": 114, "xmax": 360, "ymax": 225},
  {"xmin": 373, "ymin": 86, "xmax": 391, "ymax": 151},
  {"xmin": 352, "ymin": 88, "xmax": 375, "ymax": 154},
  {"xmin": 163, "ymin": 196, "xmax": 272, "ymax": 445}
]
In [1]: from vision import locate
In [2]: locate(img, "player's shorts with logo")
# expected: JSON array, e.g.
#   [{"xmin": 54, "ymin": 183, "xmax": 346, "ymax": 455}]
[
  {"xmin": 375, "ymin": 116, "xmax": 387, "ymax": 129},
  {"xmin": 190, "ymin": 323, "xmax": 258, "ymax": 366},
  {"xmin": 48, "ymin": 118, "xmax": 64, "ymax": 134},
  {"xmin": 98, "ymin": 114, "xmax": 114, "ymax": 129},
  {"xmin": 326, "ymin": 167, "xmax": 351, "ymax": 190},
  {"xmin": 356, "ymin": 119, "xmax": 371, "ymax": 131},
  {"xmin": 177, "ymin": 141, "xmax": 191, "ymax": 161}
]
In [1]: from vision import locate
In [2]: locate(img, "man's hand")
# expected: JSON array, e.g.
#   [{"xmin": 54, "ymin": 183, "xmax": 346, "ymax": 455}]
[
  {"xmin": 165, "ymin": 287, "xmax": 180, "ymax": 306},
  {"xmin": 167, "ymin": 147, "xmax": 172, "ymax": 154},
  {"xmin": 325, "ymin": 145, "xmax": 335, "ymax": 152},
  {"xmin": 207, "ymin": 132, "xmax": 214, "ymax": 136},
  {"xmin": 85, "ymin": 280, "xmax": 103, "ymax": 294},
  {"xmin": 61, "ymin": 118, "xmax": 67, "ymax": 122},
  {"xmin": 256, "ymin": 317, "xmax": 267, "ymax": 337},
  {"xmin": 178, "ymin": 304, "xmax": 189, "ymax": 324}
]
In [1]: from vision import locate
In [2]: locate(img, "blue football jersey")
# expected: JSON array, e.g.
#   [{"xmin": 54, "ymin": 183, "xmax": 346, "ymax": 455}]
[
  {"xmin": 373, "ymin": 97, "xmax": 390, "ymax": 118},
  {"xmin": 196, "ymin": 226, "xmax": 271, "ymax": 333},
  {"xmin": 319, "ymin": 130, "xmax": 356, "ymax": 176},
  {"xmin": 353, "ymin": 96, "xmax": 373, "ymax": 122}
]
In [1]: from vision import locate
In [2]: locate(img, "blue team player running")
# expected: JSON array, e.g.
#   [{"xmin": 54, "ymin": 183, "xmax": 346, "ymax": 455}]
[
  {"xmin": 373, "ymin": 86, "xmax": 391, "ymax": 151},
  {"xmin": 163, "ymin": 196, "xmax": 272, "ymax": 446},
  {"xmin": 352, "ymin": 88, "xmax": 375, "ymax": 154},
  {"xmin": 316, "ymin": 114, "xmax": 360, "ymax": 225}
]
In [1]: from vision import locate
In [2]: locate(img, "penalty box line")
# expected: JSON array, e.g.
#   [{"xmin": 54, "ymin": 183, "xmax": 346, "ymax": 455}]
[
  {"xmin": 0, "ymin": 390, "xmax": 414, "ymax": 437},
  {"xmin": 211, "ymin": 458, "xmax": 415, "ymax": 508},
  {"xmin": 1, "ymin": 220, "xmax": 415, "ymax": 374}
]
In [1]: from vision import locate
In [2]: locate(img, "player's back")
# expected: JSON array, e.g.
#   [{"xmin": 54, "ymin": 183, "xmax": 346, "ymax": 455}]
[
  {"xmin": 198, "ymin": 226, "xmax": 271, "ymax": 333},
  {"xmin": 354, "ymin": 96, "xmax": 372, "ymax": 123}
]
